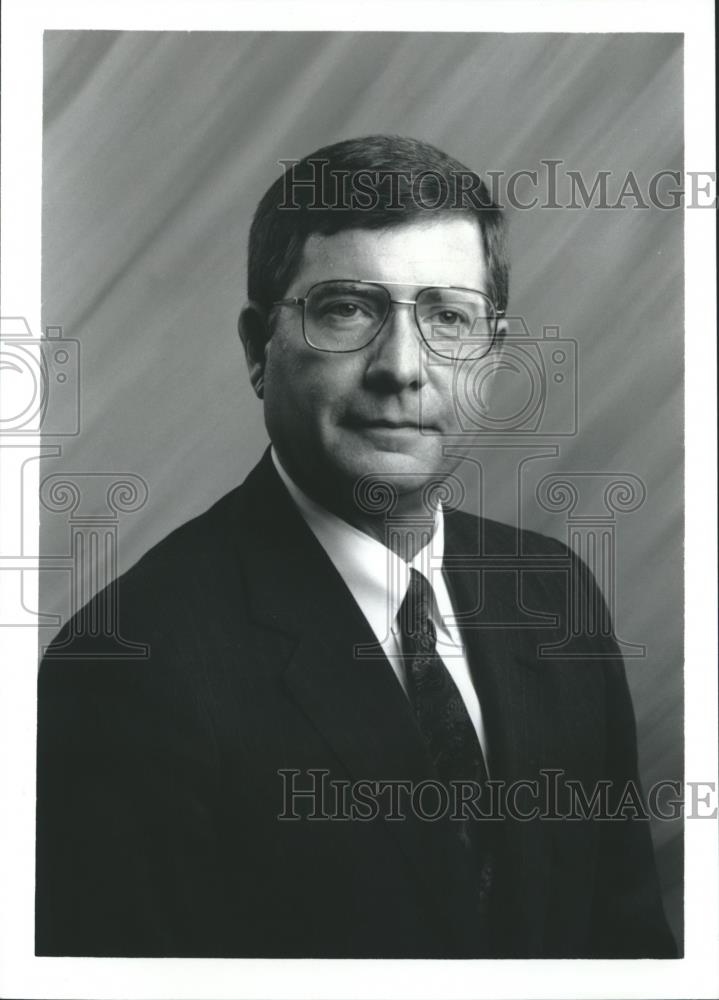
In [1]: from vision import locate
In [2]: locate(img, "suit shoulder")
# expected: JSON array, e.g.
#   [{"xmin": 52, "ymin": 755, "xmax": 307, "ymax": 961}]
[
  {"xmin": 448, "ymin": 508, "xmax": 570, "ymax": 558},
  {"xmin": 125, "ymin": 482, "xmax": 247, "ymax": 582},
  {"xmin": 115, "ymin": 474, "xmax": 259, "ymax": 602},
  {"xmin": 42, "ymin": 481, "xmax": 249, "ymax": 660}
]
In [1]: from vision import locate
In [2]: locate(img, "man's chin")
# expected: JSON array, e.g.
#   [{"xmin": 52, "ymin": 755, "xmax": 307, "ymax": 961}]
[{"xmin": 336, "ymin": 445, "xmax": 455, "ymax": 499}]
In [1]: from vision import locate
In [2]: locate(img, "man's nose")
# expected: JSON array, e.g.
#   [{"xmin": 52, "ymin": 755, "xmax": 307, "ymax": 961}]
[{"xmin": 363, "ymin": 302, "xmax": 427, "ymax": 391}]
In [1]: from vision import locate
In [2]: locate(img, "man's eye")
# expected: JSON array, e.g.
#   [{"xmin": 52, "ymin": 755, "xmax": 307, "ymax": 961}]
[
  {"xmin": 325, "ymin": 301, "xmax": 369, "ymax": 319},
  {"xmin": 433, "ymin": 309, "xmax": 466, "ymax": 325},
  {"xmin": 332, "ymin": 302, "xmax": 359, "ymax": 317}
]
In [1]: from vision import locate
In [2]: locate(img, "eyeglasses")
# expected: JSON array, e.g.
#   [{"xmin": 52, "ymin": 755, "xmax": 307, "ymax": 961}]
[{"xmin": 271, "ymin": 279, "xmax": 502, "ymax": 361}]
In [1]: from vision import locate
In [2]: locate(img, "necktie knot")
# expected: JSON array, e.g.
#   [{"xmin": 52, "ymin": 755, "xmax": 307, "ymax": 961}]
[{"xmin": 399, "ymin": 569, "xmax": 436, "ymax": 643}]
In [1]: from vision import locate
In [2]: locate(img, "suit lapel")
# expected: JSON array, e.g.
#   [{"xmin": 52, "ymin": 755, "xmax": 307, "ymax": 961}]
[
  {"xmin": 443, "ymin": 508, "xmax": 551, "ymax": 954},
  {"xmin": 231, "ymin": 452, "xmax": 483, "ymax": 949}
]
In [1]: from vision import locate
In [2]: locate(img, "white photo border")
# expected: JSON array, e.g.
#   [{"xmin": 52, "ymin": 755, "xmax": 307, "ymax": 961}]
[{"xmin": 1, "ymin": 2, "xmax": 716, "ymax": 998}]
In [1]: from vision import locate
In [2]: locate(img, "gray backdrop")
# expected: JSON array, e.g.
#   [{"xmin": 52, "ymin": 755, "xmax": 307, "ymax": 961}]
[{"xmin": 39, "ymin": 31, "xmax": 683, "ymax": 944}]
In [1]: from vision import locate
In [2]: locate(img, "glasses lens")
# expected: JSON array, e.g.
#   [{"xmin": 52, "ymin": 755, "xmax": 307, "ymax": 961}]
[
  {"xmin": 304, "ymin": 281, "xmax": 389, "ymax": 352},
  {"xmin": 415, "ymin": 288, "xmax": 496, "ymax": 360}
]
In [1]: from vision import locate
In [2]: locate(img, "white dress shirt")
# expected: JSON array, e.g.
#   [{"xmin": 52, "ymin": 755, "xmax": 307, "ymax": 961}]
[{"xmin": 271, "ymin": 448, "xmax": 489, "ymax": 767}]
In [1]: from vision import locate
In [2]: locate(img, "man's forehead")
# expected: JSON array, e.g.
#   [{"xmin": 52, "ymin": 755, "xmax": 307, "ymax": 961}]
[{"xmin": 290, "ymin": 216, "xmax": 488, "ymax": 291}]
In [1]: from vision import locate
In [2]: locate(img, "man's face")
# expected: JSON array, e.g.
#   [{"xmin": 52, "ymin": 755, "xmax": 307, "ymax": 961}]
[{"xmin": 252, "ymin": 215, "xmax": 498, "ymax": 512}]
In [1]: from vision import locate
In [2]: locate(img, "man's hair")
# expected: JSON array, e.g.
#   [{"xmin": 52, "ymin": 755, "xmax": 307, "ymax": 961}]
[{"xmin": 247, "ymin": 134, "xmax": 509, "ymax": 318}]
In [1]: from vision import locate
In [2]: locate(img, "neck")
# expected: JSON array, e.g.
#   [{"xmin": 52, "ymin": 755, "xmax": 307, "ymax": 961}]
[
  {"xmin": 340, "ymin": 490, "xmax": 438, "ymax": 561},
  {"xmin": 272, "ymin": 448, "xmax": 440, "ymax": 560}
]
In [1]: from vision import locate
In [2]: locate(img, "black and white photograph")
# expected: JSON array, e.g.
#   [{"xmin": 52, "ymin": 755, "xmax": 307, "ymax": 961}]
[{"xmin": 0, "ymin": 2, "xmax": 716, "ymax": 999}]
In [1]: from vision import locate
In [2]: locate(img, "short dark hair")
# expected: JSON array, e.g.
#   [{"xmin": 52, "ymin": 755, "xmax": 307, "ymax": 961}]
[{"xmin": 247, "ymin": 135, "xmax": 509, "ymax": 317}]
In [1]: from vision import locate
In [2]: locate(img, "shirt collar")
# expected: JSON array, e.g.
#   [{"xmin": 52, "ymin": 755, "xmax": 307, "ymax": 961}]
[{"xmin": 270, "ymin": 447, "xmax": 453, "ymax": 641}]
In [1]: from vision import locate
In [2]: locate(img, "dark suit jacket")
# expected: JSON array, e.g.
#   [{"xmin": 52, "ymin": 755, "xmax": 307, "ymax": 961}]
[{"xmin": 36, "ymin": 449, "xmax": 677, "ymax": 958}]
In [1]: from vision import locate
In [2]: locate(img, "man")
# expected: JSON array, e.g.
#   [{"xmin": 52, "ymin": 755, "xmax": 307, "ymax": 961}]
[{"xmin": 36, "ymin": 135, "xmax": 676, "ymax": 958}]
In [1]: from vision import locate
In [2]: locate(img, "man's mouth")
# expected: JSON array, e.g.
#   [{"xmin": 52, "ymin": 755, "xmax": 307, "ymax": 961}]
[{"xmin": 345, "ymin": 416, "xmax": 439, "ymax": 432}]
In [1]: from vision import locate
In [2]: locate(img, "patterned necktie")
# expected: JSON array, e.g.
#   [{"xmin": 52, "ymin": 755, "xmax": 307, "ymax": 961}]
[
  {"xmin": 398, "ymin": 568, "xmax": 489, "ymax": 788},
  {"xmin": 398, "ymin": 568, "xmax": 494, "ymax": 930}
]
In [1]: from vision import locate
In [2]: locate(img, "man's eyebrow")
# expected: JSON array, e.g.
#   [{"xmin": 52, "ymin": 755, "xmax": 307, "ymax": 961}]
[
  {"xmin": 410, "ymin": 285, "xmax": 484, "ymax": 301},
  {"xmin": 351, "ymin": 280, "xmax": 455, "ymax": 295},
  {"xmin": 416, "ymin": 287, "xmax": 454, "ymax": 302}
]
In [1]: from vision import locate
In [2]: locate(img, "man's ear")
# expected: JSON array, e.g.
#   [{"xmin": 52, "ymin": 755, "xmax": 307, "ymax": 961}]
[
  {"xmin": 492, "ymin": 317, "xmax": 508, "ymax": 358},
  {"xmin": 238, "ymin": 302, "xmax": 270, "ymax": 399},
  {"xmin": 469, "ymin": 317, "xmax": 508, "ymax": 416}
]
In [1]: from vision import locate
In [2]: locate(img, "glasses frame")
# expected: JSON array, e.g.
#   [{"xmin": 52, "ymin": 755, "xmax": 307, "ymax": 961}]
[{"xmin": 271, "ymin": 278, "xmax": 504, "ymax": 359}]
